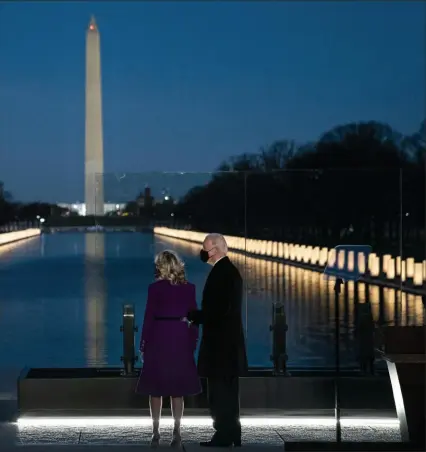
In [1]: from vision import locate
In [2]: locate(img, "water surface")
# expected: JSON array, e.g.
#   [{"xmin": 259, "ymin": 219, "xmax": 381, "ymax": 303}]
[{"xmin": 0, "ymin": 232, "xmax": 423, "ymax": 370}]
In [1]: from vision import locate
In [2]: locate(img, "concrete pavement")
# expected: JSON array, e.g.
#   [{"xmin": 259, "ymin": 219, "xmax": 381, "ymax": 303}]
[
  {"xmin": 0, "ymin": 419, "xmax": 400, "ymax": 447},
  {"xmin": 0, "ymin": 368, "xmax": 403, "ymax": 450},
  {"xmin": 1, "ymin": 447, "xmax": 284, "ymax": 452}
]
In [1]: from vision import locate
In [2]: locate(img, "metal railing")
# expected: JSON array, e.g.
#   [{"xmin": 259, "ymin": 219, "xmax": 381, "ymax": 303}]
[
  {"xmin": 120, "ymin": 300, "xmax": 375, "ymax": 377},
  {"xmin": 119, "ymin": 295, "xmax": 377, "ymax": 445},
  {"xmin": 119, "ymin": 302, "xmax": 293, "ymax": 378}
]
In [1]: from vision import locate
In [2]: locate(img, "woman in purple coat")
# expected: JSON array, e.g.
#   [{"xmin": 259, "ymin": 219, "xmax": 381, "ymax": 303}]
[{"xmin": 136, "ymin": 250, "xmax": 201, "ymax": 448}]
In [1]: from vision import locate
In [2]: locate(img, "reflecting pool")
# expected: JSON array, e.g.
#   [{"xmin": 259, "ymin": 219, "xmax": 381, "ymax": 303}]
[{"xmin": 0, "ymin": 232, "xmax": 423, "ymax": 369}]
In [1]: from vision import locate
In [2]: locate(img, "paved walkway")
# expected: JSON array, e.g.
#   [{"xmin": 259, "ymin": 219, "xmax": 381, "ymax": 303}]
[
  {"xmin": 0, "ymin": 447, "xmax": 286, "ymax": 452},
  {"xmin": 0, "ymin": 419, "xmax": 401, "ymax": 447},
  {"xmin": 0, "ymin": 368, "xmax": 402, "ymax": 450},
  {"xmin": 1, "ymin": 448, "xmax": 279, "ymax": 452},
  {"xmin": 0, "ymin": 443, "xmax": 411, "ymax": 452}
]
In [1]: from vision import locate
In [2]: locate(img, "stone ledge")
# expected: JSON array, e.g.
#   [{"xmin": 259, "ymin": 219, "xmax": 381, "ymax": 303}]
[{"xmin": 0, "ymin": 229, "xmax": 41, "ymax": 247}]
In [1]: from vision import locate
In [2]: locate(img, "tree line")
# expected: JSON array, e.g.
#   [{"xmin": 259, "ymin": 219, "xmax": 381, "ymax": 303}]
[
  {"xmin": 2, "ymin": 119, "xmax": 424, "ymax": 259},
  {"xmin": 175, "ymin": 121, "xmax": 425, "ymax": 259},
  {"xmin": 0, "ymin": 182, "xmax": 67, "ymax": 226}
]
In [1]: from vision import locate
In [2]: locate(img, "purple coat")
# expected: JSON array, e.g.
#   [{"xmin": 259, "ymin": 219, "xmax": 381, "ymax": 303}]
[{"xmin": 136, "ymin": 280, "xmax": 202, "ymax": 397}]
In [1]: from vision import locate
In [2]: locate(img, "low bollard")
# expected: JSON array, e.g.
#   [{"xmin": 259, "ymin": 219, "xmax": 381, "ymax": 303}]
[
  {"xmin": 355, "ymin": 302, "xmax": 376, "ymax": 374},
  {"xmin": 333, "ymin": 278, "xmax": 343, "ymax": 443},
  {"xmin": 324, "ymin": 245, "xmax": 372, "ymax": 444},
  {"xmin": 270, "ymin": 302, "xmax": 289, "ymax": 376},
  {"xmin": 120, "ymin": 304, "xmax": 138, "ymax": 375}
]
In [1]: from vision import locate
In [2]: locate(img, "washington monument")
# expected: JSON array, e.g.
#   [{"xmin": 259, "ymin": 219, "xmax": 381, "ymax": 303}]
[{"xmin": 85, "ymin": 16, "xmax": 104, "ymax": 216}]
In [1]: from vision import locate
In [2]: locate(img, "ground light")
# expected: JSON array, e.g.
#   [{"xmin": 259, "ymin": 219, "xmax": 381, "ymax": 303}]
[{"xmin": 16, "ymin": 416, "xmax": 400, "ymax": 428}]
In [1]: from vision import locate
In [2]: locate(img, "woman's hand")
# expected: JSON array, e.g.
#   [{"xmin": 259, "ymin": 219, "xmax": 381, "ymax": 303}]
[{"xmin": 181, "ymin": 316, "xmax": 193, "ymax": 327}]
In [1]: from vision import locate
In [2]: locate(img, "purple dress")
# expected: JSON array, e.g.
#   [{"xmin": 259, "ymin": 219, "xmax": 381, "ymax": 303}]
[{"xmin": 136, "ymin": 280, "xmax": 202, "ymax": 397}]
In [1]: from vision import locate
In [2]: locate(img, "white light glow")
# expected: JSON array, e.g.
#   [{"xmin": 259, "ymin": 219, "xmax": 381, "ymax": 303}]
[
  {"xmin": 16, "ymin": 416, "xmax": 399, "ymax": 428},
  {"xmin": 386, "ymin": 361, "xmax": 409, "ymax": 441},
  {"xmin": 154, "ymin": 226, "xmax": 426, "ymax": 285},
  {"xmin": 0, "ymin": 236, "xmax": 39, "ymax": 254},
  {"xmin": 0, "ymin": 229, "xmax": 41, "ymax": 247}
]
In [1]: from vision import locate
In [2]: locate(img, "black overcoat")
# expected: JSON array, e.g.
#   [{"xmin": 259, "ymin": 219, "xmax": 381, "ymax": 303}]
[{"xmin": 189, "ymin": 257, "xmax": 248, "ymax": 377}]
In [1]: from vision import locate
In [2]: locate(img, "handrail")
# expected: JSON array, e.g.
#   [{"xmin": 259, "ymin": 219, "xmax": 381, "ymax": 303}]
[{"xmin": 376, "ymin": 350, "xmax": 426, "ymax": 364}]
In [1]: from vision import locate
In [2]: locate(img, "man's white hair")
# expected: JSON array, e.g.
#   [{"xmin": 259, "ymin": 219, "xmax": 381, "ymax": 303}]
[{"xmin": 205, "ymin": 233, "xmax": 228, "ymax": 254}]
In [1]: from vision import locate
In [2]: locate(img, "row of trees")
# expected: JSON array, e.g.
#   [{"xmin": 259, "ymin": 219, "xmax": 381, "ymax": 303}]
[
  {"xmin": 0, "ymin": 182, "xmax": 14, "ymax": 224},
  {"xmin": 2, "ymin": 120, "xmax": 424, "ymax": 258},
  {"xmin": 175, "ymin": 121, "xmax": 425, "ymax": 258},
  {"xmin": 0, "ymin": 182, "xmax": 67, "ymax": 226}
]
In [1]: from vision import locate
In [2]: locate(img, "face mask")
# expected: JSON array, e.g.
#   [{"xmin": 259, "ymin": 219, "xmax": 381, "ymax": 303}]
[
  {"xmin": 200, "ymin": 246, "xmax": 215, "ymax": 263},
  {"xmin": 199, "ymin": 249, "xmax": 209, "ymax": 263}
]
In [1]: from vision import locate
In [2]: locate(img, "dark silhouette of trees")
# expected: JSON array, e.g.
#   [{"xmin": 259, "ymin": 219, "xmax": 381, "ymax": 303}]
[
  {"xmin": 0, "ymin": 181, "xmax": 68, "ymax": 226},
  {"xmin": 17, "ymin": 202, "xmax": 67, "ymax": 220},
  {"xmin": 409, "ymin": 120, "xmax": 426, "ymax": 163},
  {"xmin": 175, "ymin": 121, "xmax": 425, "ymax": 258},
  {"xmin": 0, "ymin": 181, "xmax": 16, "ymax": 225}
]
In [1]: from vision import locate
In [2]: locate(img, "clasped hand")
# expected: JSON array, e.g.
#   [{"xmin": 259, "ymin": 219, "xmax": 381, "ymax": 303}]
[
  {"xmin": 186, "ymin": 310, "xmax": 197, "ymax": 323},
  {"xmin": 181, "ymin": 316, "xmax": 193, "ymax": 327}
]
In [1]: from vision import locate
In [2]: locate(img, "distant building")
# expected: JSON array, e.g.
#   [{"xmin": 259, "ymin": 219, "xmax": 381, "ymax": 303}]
[
  {"xmin": 157, "ymin": 188, "xmax": 178, "ymax": 205},
  {"xmin": 58, "ymin": 203, "xmax": 126, "ymax": 216},
  {"xmin": 136, "ymin": 186, "xmax": 154, "ymax": 208}
]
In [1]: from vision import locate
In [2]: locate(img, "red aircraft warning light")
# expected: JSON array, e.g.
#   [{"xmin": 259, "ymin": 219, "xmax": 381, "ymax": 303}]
[{"xmin": 89, "ymin": 16, "xmax": 96, "ymax": 31}]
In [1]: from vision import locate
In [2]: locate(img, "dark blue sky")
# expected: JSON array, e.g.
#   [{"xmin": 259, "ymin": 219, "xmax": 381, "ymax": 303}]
[{"xmin": 0, "ymin": 1, "xmax": 424, "ymax": 202}]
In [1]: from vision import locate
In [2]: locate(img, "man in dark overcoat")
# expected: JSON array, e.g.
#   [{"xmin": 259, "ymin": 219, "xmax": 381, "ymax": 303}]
[{"xmin": 188, "ymin": 233, "xmax": 248, "ymax": 447}]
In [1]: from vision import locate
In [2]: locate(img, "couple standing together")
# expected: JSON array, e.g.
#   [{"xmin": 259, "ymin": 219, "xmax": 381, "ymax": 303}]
[{"xmin": 136, "ymin": 233, "xmax": 248, "ymax": 448}]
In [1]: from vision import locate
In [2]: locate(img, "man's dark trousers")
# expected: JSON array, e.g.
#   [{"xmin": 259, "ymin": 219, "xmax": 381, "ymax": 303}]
[{"xmin": 207, "ymin": 376, "xmax": 241, "ymax": 443}]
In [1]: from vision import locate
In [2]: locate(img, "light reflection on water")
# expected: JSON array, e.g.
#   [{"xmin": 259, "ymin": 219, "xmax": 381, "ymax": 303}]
[
  {"xmin": 0, "ymin": 233, "xmax": 424, "ymax": 370},
  {"xmin": 157, "ymin": 235, "xmax": 425, "ymax": 368},
  {"xmin": 85, "ymin": 233, "xmax": 106, "ymax": 366}
]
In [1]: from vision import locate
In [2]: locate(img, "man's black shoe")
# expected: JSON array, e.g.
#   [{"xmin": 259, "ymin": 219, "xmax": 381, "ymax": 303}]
[
  {"xmin": 199, "ymin": 440, "xmax": 233, "ymax": 448},
  {"xmin": 233, "ymin": 438, "xmax": 242, "ymax": 447}
]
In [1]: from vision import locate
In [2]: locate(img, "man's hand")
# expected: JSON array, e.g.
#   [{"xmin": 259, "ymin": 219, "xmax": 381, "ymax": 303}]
[
  {"xmin": 187, "ymin": 309, "xmax": 203, "ymax": 326},
  {"xmin": 187, "ymin": 310, "xmax": 196, "ymax": 322}
]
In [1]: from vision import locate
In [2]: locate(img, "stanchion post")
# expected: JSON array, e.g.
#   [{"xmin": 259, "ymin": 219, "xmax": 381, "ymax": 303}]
[
  {"xmin": 120, "ymin": 304, "xmax": 138, "ymax": 375},
  {"xmin": 334, "ymin": 278, "xmax": 343, "ymax": 443},
  {"xmin": 270, "ymin": 302, "xmax": 290, "ymax": 376},
  {"xmin": 355, "ymin": 301, "xmax": 375, "ymax": 374},
  {"xmin": 324, "ymin": 244, "xmax": 372, "ymax": 444}
]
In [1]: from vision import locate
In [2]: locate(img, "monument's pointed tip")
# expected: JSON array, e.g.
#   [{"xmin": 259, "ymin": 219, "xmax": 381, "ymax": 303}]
[{"xmin": 88, "ymin": 15, "xmax": 97, "ymax": 31}]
